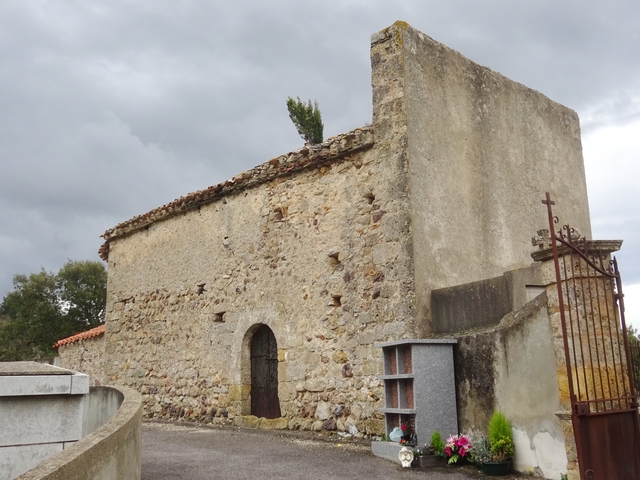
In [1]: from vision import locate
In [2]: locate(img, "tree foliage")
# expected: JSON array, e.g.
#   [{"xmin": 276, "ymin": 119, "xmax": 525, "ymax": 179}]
[
  {"xmin": 0, "ymin": 260, "xmax": 107, "ymax": 361},
  {"xmin": 57, "ymin": 260, "xmax": 107, "ymax": 329},
  {"xmin": 286, "ymin": 97, "xmax": 324, "ymax": 145},
  {"xmin": 628, "ymin": 324, "xmax": 638, "ymax": 342}
]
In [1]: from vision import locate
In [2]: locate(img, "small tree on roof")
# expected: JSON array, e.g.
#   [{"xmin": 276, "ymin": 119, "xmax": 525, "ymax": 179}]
[{"xmin": 286, "ymin": 97, "xmax": 324, "ymax": 145}]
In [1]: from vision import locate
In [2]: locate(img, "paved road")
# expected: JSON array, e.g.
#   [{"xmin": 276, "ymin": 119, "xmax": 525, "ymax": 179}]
[{"xmin": 142, "ymin": 421, "xmax": 534, "ymax": 480}]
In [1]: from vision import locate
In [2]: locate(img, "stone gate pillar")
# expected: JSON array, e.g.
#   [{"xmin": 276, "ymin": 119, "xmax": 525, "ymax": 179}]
[{"xmin": 532, "ymin": 238, "xmax": 626, "ymax": 480}]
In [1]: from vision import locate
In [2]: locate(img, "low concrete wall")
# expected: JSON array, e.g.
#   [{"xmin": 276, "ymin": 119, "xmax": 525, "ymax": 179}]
[
  {"xmin": 82, "ymin": 386, "xmax": 124, "ymax": 437},
  {"xmin": 431, "ymin": 265, "xmax": 543, "ymax": 334},
  {"xmin": 432, "ymin": 274, "xmax": 511, "ymax": 333},
  {"xmin": 18, "ymin": 386, "xmax": 142, "ymax": 480},
  {"xmin": 371, "ymin": 441, "xmax": 404, "ymax": 465},
  {"xmin": 455, "ymin": 292, "xmax": 569, "ymax": 478}
]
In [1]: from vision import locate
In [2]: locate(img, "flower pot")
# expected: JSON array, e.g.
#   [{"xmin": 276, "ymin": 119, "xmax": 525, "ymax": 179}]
[
  {"xmin": 480, "ymin": 460, "xmax": 512, "ymax": 476},
  {"xmin": 418, "ymin": 455, "xmax": 447, "ymax": 467},
  {"xmin": 447, "ymin": 455, "xmax": 469, "ymax": 465}
]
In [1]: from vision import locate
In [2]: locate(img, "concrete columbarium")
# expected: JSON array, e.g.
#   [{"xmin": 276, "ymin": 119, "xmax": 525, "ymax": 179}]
[
  {"xmin": 49, "ymin": 21, "xmax": 600, "ymax": 476},
  {"xmin": 371, "ymin": 339, "xmax": 457, "ymax": 465}
]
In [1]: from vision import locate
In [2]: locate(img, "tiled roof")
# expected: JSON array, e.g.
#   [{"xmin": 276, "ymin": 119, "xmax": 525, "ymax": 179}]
[
  {"xmin": 53, "ymin": 324, "xmax": 105, "ymax": 348},
  {"xmin": 98, "ymin": 127, "xmax": 375, "ymax": 261}
]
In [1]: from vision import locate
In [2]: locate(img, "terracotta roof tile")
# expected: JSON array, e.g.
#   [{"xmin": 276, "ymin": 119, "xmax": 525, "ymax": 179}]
[{"xmin": 53, "ymin": 324, "xmax": 105, "ymax": 348}]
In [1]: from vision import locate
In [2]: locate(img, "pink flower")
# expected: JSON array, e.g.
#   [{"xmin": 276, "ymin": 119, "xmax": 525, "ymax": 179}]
[{"xmin": 444, "ymin": 434, "xmax": 473, "ymax": 461}]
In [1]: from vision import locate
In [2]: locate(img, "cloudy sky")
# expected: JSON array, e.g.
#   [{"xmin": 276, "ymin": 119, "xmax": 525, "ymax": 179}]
[{"xmin": 1, "ymin": 1, "xmax": 639, "ymax": 325}]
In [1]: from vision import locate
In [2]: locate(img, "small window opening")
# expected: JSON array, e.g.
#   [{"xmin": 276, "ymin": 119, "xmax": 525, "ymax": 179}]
[
  {"xmin": 196, "ymin": 283, "xmax": 206, "ymax": 295},
  {"xmin": 213, "ymin": 311, "xmax": 226, "ymax": 322},
  {"xmin": 328, "ymin": 251, "xmax": 341, "ymax": 267},
  {"xmin": 364, "ymin": 193, "xmax": 375, "ymax": 204},
  {"xmin": 329, "ymin": 295, "xmax": 342, "ymax": 307}
]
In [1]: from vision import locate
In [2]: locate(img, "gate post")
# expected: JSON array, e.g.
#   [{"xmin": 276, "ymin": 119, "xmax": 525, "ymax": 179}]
[{"xmin": 532, "ymin": 239, "xmax": 624, "ymax": 479}]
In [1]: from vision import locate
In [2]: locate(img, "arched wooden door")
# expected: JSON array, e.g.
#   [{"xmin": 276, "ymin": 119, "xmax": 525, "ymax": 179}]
[{"xmin": 250, "ymin": 325, "xmax": 281, "ymax": 419}]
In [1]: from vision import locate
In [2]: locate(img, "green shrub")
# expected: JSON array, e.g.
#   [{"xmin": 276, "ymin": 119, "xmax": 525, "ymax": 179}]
[
  {"xmin": 429, "ymin": 431, "xmax": 445, "ymax": 456},
  {"xmin": 491, "ymin": 437, "xmax": 515, "ymax": 462},
  {"xmin": 488, "ymin": 411, "xmax": 515, "ymax": 461},
  {"xmin": 488, "ymin": 411, "xmax": 513, "ymax": 445}
]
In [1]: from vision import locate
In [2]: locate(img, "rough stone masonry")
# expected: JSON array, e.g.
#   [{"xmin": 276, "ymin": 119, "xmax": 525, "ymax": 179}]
[{"xmin": 97, "ymin": 21, "xmax": 591, "ymax": 437}]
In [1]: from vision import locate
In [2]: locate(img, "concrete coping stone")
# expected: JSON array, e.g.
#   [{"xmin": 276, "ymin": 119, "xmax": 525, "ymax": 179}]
[
  {"xmin": 0, "ymin": 362, "xmax": 72, "ymax": 376},
  {"xmin": 0, "ymin": 362, "xmax": 89, "ymax": 396},
  {"xmin": 374, "ymin": 339, "xmax": 457, "ymax": 348},
  {"xmin": 531, "ymin": 239, "xmax": 623, "ymax": 262}
]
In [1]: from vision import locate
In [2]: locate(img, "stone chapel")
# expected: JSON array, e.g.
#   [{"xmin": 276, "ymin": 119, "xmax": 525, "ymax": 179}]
[{"xmin": 58, "ymin": 21, "xmax": 595, "ymax": 477}]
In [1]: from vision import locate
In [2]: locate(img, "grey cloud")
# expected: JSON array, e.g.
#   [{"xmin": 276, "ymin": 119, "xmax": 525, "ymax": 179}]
[{"xmin": 1, "ymin": 0, "xmax": 639, "ymax": 298}]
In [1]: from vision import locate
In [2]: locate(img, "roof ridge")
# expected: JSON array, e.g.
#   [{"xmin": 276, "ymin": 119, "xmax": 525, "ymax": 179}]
[{"xmin": 98, "ymin": 126, "xmax": 374, "ymax": 261}]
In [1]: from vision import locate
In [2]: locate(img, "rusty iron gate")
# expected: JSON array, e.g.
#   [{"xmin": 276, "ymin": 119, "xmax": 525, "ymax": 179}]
[
  {"xmin": 543, "ymin": 193, "xmax": 640, "ymax": 479},
  {"xmin": 250, "ymin": 324, "xmax": 282, "ymax": 419},
  {"xmin": 630, "ymin": 340, "xmax": 640, "ymax": 392}
]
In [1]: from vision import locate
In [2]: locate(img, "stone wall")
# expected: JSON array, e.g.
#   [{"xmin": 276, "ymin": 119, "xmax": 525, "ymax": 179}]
[
  {"xmin": 103, "ymin": 126, "xmax": 417, "ymax": 435},
  {"xmin": 57, "ymin": 335, "xmax": 105, "ymax": 386}
]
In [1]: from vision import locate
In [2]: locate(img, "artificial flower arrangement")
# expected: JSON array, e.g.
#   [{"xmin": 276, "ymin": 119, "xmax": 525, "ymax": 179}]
[
  {"xmin": 399, "ymin": 422, "xmax": 416, "ymax": 446},
  {"xmin": 445, "ymin": 434, "xmax": 473, "ymax": 464},
  {"xmin": 388, "ymin": 421, "xmax": 416, "ymax": 445}
]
